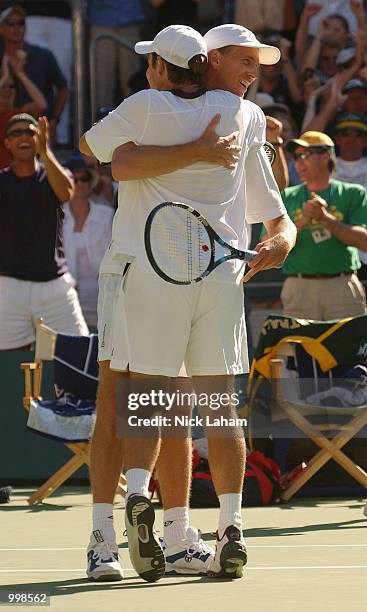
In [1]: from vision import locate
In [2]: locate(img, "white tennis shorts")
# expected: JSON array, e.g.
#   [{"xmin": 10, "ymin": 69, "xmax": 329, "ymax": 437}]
[
  {"xmin": 108, "ymin": 261, "xmax": 249, "ymax": 377},
  {"xmin": 0, "ymin": 273, "xmax": 89, "ymax": 350}
]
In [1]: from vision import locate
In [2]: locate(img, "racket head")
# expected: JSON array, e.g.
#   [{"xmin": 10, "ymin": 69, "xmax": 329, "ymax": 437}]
[
  {"xmin": 144, "ymin": 202, "xmax": 214, "ymax": 285},
  {"xmin": 263, "ymin": 141, "xmax": 277, "ymax": 166}
]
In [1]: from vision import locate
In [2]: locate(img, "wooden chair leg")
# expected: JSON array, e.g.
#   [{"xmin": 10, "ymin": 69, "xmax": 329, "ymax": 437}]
[
  {"xmin": 115, "ymin": 474, "xmax": 127, "ymax": 498},
  {"xmin": 281, "ymin": 407, "xmax": 367, "ymax": 500},
  {"xmin": 28, "ymin": 452, "xmax": 89, "ymax": 505}
]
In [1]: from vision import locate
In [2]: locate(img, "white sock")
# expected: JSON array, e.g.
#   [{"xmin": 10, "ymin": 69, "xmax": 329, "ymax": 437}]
[
  {"xmin": 218, "ymin": 493, "xmax": 242, "ymax": 537},
  {"xmin": 126, "ymin": 468, "xmax": 151, "ymax": 499},
  {"xmin": 163, "ymin": 506, "xmax": 189, "ymax": 547},
  {"xmin": 92, "ymin": 503, "xmax": 116, "ymax": 542}
]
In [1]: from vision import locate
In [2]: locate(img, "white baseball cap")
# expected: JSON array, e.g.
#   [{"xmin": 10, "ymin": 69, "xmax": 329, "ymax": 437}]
[
  {"xmin": 336, "ymin": 47, "xmax": 355, "ymax": 67},
  {"xmin": 205, "ymin": 24, "xmax": 280, "ymax": 65},
  {"xmin": 0, "ymin": 4, "xmax": 26, "ymax": 23},
  {"xmin": 135, "ymin": 24, "xmax": 207, "ymax": 70}
]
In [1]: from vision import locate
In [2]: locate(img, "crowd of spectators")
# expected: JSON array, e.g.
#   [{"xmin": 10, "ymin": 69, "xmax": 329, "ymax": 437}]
[
  {"xmin": 1, "ymin": 0, "xmax": 367, "ymax": 348},
  {"xmin": 63, "ymin": 154, "xmax": 114, "ymax": 327}
]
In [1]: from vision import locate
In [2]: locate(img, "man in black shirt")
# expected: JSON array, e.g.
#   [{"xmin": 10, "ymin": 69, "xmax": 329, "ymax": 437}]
[{"xmin": 0, "ymin": 113, "xmax": 88, "ymax": 350}]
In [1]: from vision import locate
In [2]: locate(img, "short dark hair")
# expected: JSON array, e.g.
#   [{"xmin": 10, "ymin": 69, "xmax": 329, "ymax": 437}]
[
  {"xmin": 328, "ymin": 13, "xmax": 350, "ymax": 33},
  {"xmin": 151, "ymin": 52, "xmax": 207, "ymax": 86},
  {"xmin": 5, "ymin": 113, "xmax": 38, "ymax": 134}
]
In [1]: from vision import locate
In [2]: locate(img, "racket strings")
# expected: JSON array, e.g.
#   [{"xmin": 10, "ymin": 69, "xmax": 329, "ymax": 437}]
[
  {"xmin": 263, "ymin": 142, "xmax": 276, "ymax": 166},
  {"xmin": 149, "ymin": 206, "xmax": 212, "ymax": 283},
  {"xmin": 187, "ymin": 211, "xmax": 193, "ymax": 282}
]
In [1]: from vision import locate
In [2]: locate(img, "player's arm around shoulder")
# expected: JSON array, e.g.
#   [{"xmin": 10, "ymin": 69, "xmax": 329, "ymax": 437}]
[
  {"xmin": 243, "ymin": 213, "xmax": 297, "ymax": 283},
  {"xmin": 80, "ymin": 91, "xmax": 150, "ymax": 164},
  {"xmin": 111, "ymin": 114, "xmax": 242, "ymax": 181}
]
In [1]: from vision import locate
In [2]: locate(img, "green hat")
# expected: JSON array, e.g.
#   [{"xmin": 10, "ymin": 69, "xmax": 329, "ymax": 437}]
[
  {"xmin": 334, "ymin": 113, "xmax": 367, "ymax": 134},
  {"xmin": 5, "ymin": 113, "xmax": 39, "ymax": 133}
]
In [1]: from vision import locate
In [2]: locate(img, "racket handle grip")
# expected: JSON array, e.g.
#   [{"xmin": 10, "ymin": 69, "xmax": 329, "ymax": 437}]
[{"xmin": 243, "ymin": 249, "xmax": 258, "ymax": 262}]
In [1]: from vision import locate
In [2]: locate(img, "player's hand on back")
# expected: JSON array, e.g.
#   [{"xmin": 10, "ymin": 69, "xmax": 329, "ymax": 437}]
[{"xmin": 196, "ymin": 114, "xmax": 241, "ymax": 169}]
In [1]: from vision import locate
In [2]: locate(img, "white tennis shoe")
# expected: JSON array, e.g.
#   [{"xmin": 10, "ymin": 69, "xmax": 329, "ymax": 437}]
[
  {"xmin": 86, "ymin": 530, "xmax": 123, "ymax": 581},
  {"xmin": 207, "ymin": 525, "xmax": 247, "ymax": 579},
  {"xmin": 163, "ymin": 527, "xmax": 214, "ymax": 575}
]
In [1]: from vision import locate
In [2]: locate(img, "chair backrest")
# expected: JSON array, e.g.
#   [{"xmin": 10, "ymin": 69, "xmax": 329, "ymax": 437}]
[
  {"xmin": 53, "ymin": 333, "xmax": 99, "ymax": 401},
  {"xmin": 34, "ymin": 319, "xmax": 58, "ymax": 362},
  {"xmin": 248, "ymin": 314, "xmax": 367, "ymax": 442},
  {"xmin": 253, "ymin": 314, "xmax": 367, "ymax": 380},
  {"xmin": 33, "ymin": 319, "xmax": 99, "ymax": 401}
]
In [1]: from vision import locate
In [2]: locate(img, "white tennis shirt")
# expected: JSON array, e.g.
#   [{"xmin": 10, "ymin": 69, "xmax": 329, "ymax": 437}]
[{"xmin": 85, "ymin": 88, "xmax": 285, "ymax": 279}]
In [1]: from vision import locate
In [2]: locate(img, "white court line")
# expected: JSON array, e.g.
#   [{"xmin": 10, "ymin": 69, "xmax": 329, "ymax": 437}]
[
  {"xmin": 1, "ymin": 565, "xmax": 367, "ymax": 573},
  {"xmin": 1, "ymin": 544, "xmax": 367, "ymax": 551},
  {"xmin": 0, "ymin": 548, "xmax": 85, "ymax": 551}
]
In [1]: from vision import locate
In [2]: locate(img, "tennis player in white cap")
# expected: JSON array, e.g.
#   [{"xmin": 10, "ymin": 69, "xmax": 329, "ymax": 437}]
[{"xmin": 81, "ymin": 23, "xmax": 295, "ymax": 583}]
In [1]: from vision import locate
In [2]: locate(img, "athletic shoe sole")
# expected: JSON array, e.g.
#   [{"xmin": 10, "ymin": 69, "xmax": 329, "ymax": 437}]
[
  {"xmin": 165, "ymin": 564, "xmax": 207, "ymax": 576},
  {"xmin": 125, "ymin": 495, "xmax": 165, "ymax": 582},
  {"xmin": 207, "ymin": 542, "xmax": 247, "ymax": 579},
  {"xmin": 87, "ymin": 569, "xmax": 123, "ymax": 582}
]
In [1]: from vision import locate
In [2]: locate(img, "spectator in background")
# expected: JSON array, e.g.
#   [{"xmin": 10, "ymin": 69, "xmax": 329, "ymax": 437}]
[
  {"xmin": 91, "ymin": 162, "xmax": 117, "ymax": 209},
  {"xmin": 0, "ymin": 50, "xmax": 46, "ymax": 168},
  {"xmin": 305, "ymin": 0, "xmax": 365, "ymax": 38},
  {"xmin": 333, "ymin": 113, "xmax": 367, "ymax": 186},
  {"xmin": 303, "ymin": 76, "xmax": 367, "ymax": 133},
  {"xmin": 79, "ymin": 152, "xmax": 117, "ymax": 209},
  {"xmin": 279, "ymin": 130, "xmax": 367, "ymax": 320},
  {"xmin": 0, "ymin": 114, "xmax": 88, "ymax": 350},
  {"xmin": 302, "ymin": 34, "xmax": 343, "ymax": 84},
  {"xmin": 24, "ymin": 1, "xmax": 72, "ymax": 145},
  {"xmin": 296, "ymin": 1, "xmax": 366, "ymax": 68},
  {"xmin": 332, "ymin": 113, "xmax": 367, "ymax": 279},
  {"xmin": 255, "ymin": 34, "xmax": 302, "ymax": 119},
  {"xmin": 257, "ymin": 96, "xmax": 300, "ymax": 185},
  {"xmin": 87, "ymin": 0, "xmax": 146, "ymax": 112},
  {"xmin": 148, "ymin": 0, "xmax": 199, "ymax": 32},
  {"xmin": 82, "ymin": 105, "xmax": 118, "ymax": 208},
  {"xmin": 343, "ymin": 78, "xmax": 367, "ymax": 114},
  {"xmin": 63, "ymin": 158, "xmax": 114, "ymax": 327},
  {"xmin": 295, "ymin": 2, "xmax": 324, "ymax": 67},
  {"xmin": 233, "ymin": 0, "xmax": 285, "ymax": 35},
  {"xmin": 0, "ymin": 4, "xmax": 69, "ymax": 143},
  {"xmin": 301, "ymin": 24, "xmax": 367, "ymax": 134}
]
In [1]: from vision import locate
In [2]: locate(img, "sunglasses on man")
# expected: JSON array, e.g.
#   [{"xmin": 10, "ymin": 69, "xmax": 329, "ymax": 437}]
[
  {"xmin": 74, "ymin": 175, "xmax": 92, "ymax": 183},
  {"xmin": 293, "ymin": 148, "xmax": 328, "ymax": 161},
  {"xmin": 6, "ymin": 128, "xmax": 36, "ymax": 138},
  {"xmin": 4, "ymin": 19, "xmax": 25, "ymax": 28}
]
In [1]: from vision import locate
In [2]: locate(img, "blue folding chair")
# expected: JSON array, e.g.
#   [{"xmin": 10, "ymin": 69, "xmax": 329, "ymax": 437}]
[{"xmin": 21, "ymin": 319, "xmax": 126, "ymax": 504}]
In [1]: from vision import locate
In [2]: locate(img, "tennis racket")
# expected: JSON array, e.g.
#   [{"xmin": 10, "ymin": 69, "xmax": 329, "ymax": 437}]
[
  {"xmin": 144, "ymin": 202, "xmax": 257, "ymax": 285},
  {"xmin": 263, "ymin": 141, "xmax": 276, "ymax": 166}
]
